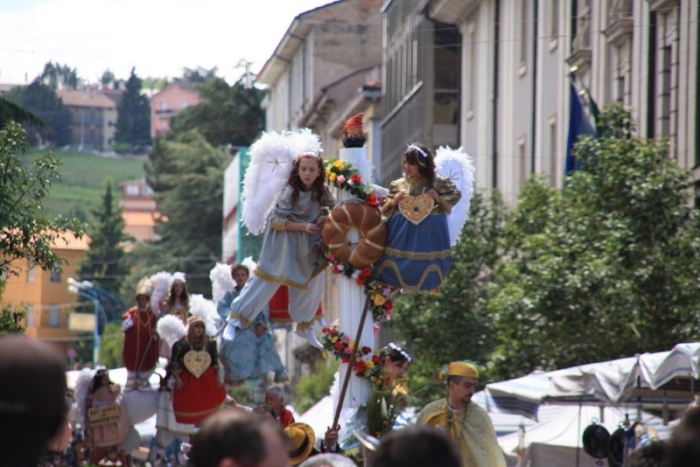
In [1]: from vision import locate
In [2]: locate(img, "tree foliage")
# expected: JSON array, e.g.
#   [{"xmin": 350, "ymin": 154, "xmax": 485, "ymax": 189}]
[
  {"xmin": 5, "ymin": 81, "xmax": 72, "ymax": 146},
  {"xmin": 0, "ymin": 97, "xmax": 46, "ymax": 128},
  {"xmin": 390, "ymin": 192, "xmax": 506, "ymax": 382},
  {"xmin": 78, "ymin": 177, "xmax": 130, "ymax": 296},
  {"xmin": 98, "ymin": 322, "xmax": 124, "ymax": 369},
  {"xmin": 38, "ymin": 61, "xmax": 80, "ymax": 90},
  {"xmin": 114, "ymin": 68, "xmax": 151, "ymax": 147},
  {"xmin": 169, "ymin": 76, "xmax": 265, "ymax": 147},
  {"xmin": 123, "ymin": 130, "xmax": 226, "ymax": 298},
  {"xmin": 489, "ymin": 105, "xmax": 700, "ymax": 380},
  {"xmin": 295, "ymin": 359, "xmax": 339, "ymax": 413},
  {"xmin": 175, "ymin": 66, "xmax": 218, "ymax": 84},
  {"xmin": 0, "ymin": 303, "xmax": 26, "ymax": 335},
  {"xmin": 0, "ymin": 122, "xmax": 85, "ymax": 286}
]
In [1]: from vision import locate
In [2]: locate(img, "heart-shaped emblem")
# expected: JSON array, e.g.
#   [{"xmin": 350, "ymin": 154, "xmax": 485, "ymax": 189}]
[
  {"xmin": 398, "ymin": 194, "xmax": 434, "ymax": 225},
  {"xmin": 183, "ymin": 350, "xmax": 211, "ymax": 378}
]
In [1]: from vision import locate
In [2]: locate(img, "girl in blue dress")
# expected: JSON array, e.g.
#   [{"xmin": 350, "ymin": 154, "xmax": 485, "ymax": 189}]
[{"xmin": 376, "ymin": 144, "xmax": 461, "ymax": 292}]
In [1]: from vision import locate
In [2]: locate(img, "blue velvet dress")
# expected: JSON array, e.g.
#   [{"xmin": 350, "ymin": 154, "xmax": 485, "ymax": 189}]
[
  {"xmin": 376, "ymin": 175, "xmax": 461, "ymax": 292},
  {"xmin": 217, "ymin": 288, "xmax": 288, "ymax": 386}
]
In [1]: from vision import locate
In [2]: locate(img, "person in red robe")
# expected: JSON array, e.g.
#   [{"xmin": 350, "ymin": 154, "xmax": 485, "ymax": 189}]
[{"xmin": 122, "ymin": 276, "xmax": 159, "ymax": 391}]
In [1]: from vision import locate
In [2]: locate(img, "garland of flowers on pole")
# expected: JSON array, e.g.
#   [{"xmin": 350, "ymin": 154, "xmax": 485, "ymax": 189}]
[
  {"xmin": 320, "ymin": 326, "xmax": 383, "ymax": 382},
  {"xmin": 322, "ymin": 158, "xmax": 393, "ymax": 323}
]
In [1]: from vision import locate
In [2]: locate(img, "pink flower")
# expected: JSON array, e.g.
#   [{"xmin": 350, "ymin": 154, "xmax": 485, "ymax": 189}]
[
  {"xmin": 382, "ymin": 287, "xmax": 392, "ymax": 297},
  {"xmin": 342, "ymin": 335, "xmax": 350, "ymax": 343},
  {"xmin": 344, "ymin": 347, "xmax": 353, "ymax": 354},
  {"xmin": 373, "ymin": 324, "xmax": 380, "ymax": 335},
  {"xmin": 384, "ymin": 309, "xmax": 392, "ymax": 317},
  {"xmin": 337, "ymin": 175, "xmax": 346, "ymax": 184}
]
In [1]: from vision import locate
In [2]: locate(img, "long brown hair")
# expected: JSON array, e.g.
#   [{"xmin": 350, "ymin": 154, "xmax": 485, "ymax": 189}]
[
  {"xmin": 287, "ymin": 154, "xmax": 325, "ymax": 205},
  {"xmin": 403, "ymin": 144, "xmax": 436, "ymax": 183},
  {"xmin": 166, "ymin": 279, "xmax": 189, "ymax": 307}
]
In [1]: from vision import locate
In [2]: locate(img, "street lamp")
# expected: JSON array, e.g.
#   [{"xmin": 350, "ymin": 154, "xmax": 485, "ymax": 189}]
[
  {"xmin": 67, "ymin": 278, "xmax": 124, "ymax": 323},
  {"xmin": 68, "ymin": 284, "xmax": 109, "ymax": 365}
]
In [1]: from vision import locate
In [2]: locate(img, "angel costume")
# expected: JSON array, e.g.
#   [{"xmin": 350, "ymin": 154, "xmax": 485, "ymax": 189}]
[
  {"xmin": 218, "ymin": 287, "xmax": 288, "ymax": 386},
  {"xmin": 377, "ymin": 175, "xmax": 461, "ymax": 291},
  {"xmin": 229, "ymin": 185, "xmax": 335, "ymax": 330},
  {"xmin": 167, "ymin": 332, "xmax": 226, "ymax": 424}
]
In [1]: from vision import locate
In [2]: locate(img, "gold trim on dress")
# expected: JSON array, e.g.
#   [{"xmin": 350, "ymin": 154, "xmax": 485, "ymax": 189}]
[
  {"xmin": 376, "ymin": 260, "xmax": 444, "ymax": 292},
  {"xmin": 271, "ymin": 220, "xmax": 293, "ymax": 230},
  {"xmin": 228, "ymin": 312, "xmax": 251, "ymax": 328},
  {"xmin": 253, "ymin": 264, "xmax": 328, "ymax": 291},
  {"xmin": 383, "ymin": 247, "xmax": 452, "ymax": 260},
  {"xmin": 295, "ymin": 321, "xmax": 313, "ymax": 332}
]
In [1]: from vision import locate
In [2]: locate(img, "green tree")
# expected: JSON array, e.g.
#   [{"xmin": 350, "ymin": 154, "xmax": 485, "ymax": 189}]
[
  {"xmin": 489, "ymin": 105, "xmax": 700, "ymax": 380},
  {"xmin": 176, "ymin": 66, "xmax": 218, "ymax": 84},
  {"xmin": 169, "ymin": 76, "xmax": 265, "ymax": 147},
  {"xmin": 78, "ymin": 177, "xmax": 131, "ymax": 297},
  {"xmin": 39, "ymin": 61, "xmax": 80, "ymax": 90},
  {"xmin": 390, "ymin": 192, "xmax": 506, "ymax": 382},
  {"xmin": 98, "ymin": 322, "xmax": 124, "ymax": 369},
  {"xmin": 6, "ymin": 81, "xmax": 72, "ymax": 146},
  {"xmin": 114, "ymin": 68, "xmax": 151, "ymax": 147},
  {"xmin": 296, "ymin": 359, "xmax": 339, "ymax": 413},
  {"xmin": 0, "ymin": 303, "xmax": 26, "ymax": 335},
  {"xmin": 143, "ymin": 76, "xmax": 171, "ymax": 93},
  {"xmin": 100, "ymin": 69, "xmax": 116, "ymax": 88},
  {"xmin": 0, "ymin": 122, "xmax": 85, "ymax": 331},
  {"xmin": 0, "ymin": 96, "xmax": 46, "ymax": 128},
  {"xmin": 124, "ymin": 130, "xmax": 226, "ymax": 298}
]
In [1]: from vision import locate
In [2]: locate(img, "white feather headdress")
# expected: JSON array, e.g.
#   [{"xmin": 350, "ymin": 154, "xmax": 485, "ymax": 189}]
[
  {"xmin": 188, "ymin": 294, "xmax": 220, "ymax": 336},
  {"xmin": 149, "ymin": 271, "xmax": 173, "ymax": 316},
  {"xmin": 172, "ymin": 271, "xmax": 186, "ymax": 283},
  {"xmin": 241, "ymin": 256, "xmax": 257, "ymax": 272},
  {"xmin": 75, "ymin": 368, "xmax": 97, "ymax": 422},
  {"xmin": 210, "ymin": 263, "xmax": 235, "ymax": 304},
  {"xmin": 434, "ymin": 146, "xmax": 475, "ymax": 246},
  {"xmin": 156, "ymin": 315, "xmax": 187, "ymax": 348}
]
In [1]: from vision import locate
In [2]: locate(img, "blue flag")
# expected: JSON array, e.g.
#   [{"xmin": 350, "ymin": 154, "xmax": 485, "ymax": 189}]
[{"xmin": 565, "ymin": 83, "xmax": 597, "ymax": 174}]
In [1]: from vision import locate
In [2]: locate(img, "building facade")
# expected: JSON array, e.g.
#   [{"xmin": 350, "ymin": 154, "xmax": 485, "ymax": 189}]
[
  {"xmin": 58, "ymin": 89, "xmax": 118, "ymax": 151},
  {"xmin": 2, "ymin": 232, "xmax": 89, "ymax": 356},
  {"xmin": 150, "ymin": 82, "xmax": 200, "ymax": 138},
  {"xmin": 426, "ymin": 0, "xmax": 698, "ymax": 203},
  {"xmin": 379, "ymin": 0, "xmax": 462, "ymax": 185},
  {"xmin": 257, "ymin": 0, "xmax": 383, "ymax": 134},
  {"xmin": 119, "ymin": 179, "xmax": 159, "ymax": 242}
]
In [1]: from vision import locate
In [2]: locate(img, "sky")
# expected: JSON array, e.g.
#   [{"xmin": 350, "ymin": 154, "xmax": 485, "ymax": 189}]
[{"xmin": 0, "ymin": 0, "xmax": 336, "ymax": 85}]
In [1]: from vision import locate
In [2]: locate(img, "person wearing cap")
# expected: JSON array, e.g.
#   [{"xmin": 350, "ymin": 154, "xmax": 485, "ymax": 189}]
[
  {"xmin": 285, "ymin": 423, "xmax": 319, "ymax": 466},
  {"xmin": 417, "ymin": 361, "xmax": 506, "ymax": 467},
  {"xmin": 122, "ymin": 276, "xmax": 160, "ymax": 391},
  {"xmin": 0, "ymin": 335, "xmax": 68, "ymax": 467}
]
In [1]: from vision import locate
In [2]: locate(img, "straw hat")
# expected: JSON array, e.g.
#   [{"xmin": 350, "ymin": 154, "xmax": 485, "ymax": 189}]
[{"xmin": 284, "ymin": 422, "xmax": 316, "ymax": 465}]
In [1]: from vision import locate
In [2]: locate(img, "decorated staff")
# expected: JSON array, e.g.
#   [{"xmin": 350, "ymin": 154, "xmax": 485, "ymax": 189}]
[
  {"xmin": 122, "ymin": 277, "xmax": 159, "ymax": 391},
  {"xmin": 75, "ymin": 368, "xmax": 130, "ymax": 466},
  {"xmin": 212, "ymin": 262, "xmax": 289, "ymax": 387},
  {"xmin": 225, "ymin": 129, "xmax": 335, "ymax": 348}
]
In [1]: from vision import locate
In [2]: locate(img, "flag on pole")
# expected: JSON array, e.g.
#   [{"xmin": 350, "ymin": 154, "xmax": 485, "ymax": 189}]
[{"xmin": 565, "ymin": 83, "xmax": 597, "ymax": 174}]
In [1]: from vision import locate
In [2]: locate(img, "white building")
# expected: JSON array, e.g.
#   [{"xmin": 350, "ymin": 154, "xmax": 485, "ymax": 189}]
[{"xmin": 426, "ymin": 0, "xmax": 698, "ymax": 203}]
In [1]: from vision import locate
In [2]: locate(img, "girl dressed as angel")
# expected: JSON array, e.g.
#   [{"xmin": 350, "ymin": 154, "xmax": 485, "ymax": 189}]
[
  {"xmin": 227, "ymin": 147, "xmax": 335, "ymax": 349},
  {"xmin": 376, "ymin": 144, "xmax": 461, "ymax": 292},
  {"xmin": 217, "ymin": 263, "xmax": 288, "ymax": 386},
  {"xmin": 167, "ymin": 316, "xmax": 226, "ymax": 424}
]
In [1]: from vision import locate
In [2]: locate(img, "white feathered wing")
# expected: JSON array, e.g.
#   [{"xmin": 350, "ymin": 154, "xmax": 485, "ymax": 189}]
[
  {"xmin": 189, "ymin": 294, "xmax": 221, "ymax": 337},
  {"xmin": 149, "ymin": 271, "xmax": 173, "ymax": 317},
  {"xmin": 210, "ymin": 263, "xmax": 235, "ymax": 305},
  {"xmin": 434, "ymin": 146, "xmax": 475, "ymax": 246},
  {"xmin": 241, "ymin": 131, "xmax": 296, "ymax": 235}
]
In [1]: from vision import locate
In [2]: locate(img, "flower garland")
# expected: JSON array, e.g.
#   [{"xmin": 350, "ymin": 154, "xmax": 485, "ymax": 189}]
[
  {"xmin": 321, "ymin": 326, "xmax": 381, "ymax": 379},
  {"xmin": 322, "ymin": 158, "xmax": 392, "ymax": 323}
]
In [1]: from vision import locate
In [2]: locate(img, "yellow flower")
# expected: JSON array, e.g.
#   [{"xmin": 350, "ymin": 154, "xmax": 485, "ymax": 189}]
[
  {"xmin": 325, "ymin": 169, "xmax": 332, "ymax": 178},
  {"xmin": 364, "ymin": 370, "xmax": 371, "ymax": 377},
  {"xmin": 322, "ymin": 352, "xmax": 330, "ymax": 360},
  {"xmin": 365, "ymin": 360, "xmax": 375, "ymax": 369},
  {"xmin": 348, "ymin": 340, "xmax": 355, "ymax": 348},
  {"xmin": 331, "ymin": 336, "xmax": 338, "ymax": 343},
  {"xmin": 333, "ymin": 160, "xmax": 345, "ymax": 170},
  {"xmin": 329, "ymin": 173, "xmax": 337, "ymax": 182},
  {"xmin": 372, "ymin": 294, "xmax": 386, "ymax": 306}
]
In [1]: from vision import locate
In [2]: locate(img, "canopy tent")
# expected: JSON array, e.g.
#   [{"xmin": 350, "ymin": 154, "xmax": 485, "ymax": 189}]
[
  {"xmin": 482, "ymin": 343, "xmax": 700, "ymax": 420},
  {"xmin": 497, "ymin": 405, "xmax": 673, "ymax": 467}
]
